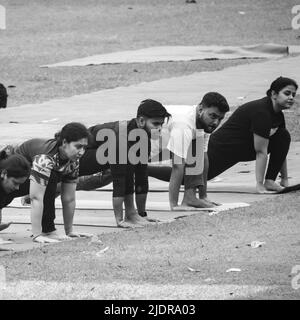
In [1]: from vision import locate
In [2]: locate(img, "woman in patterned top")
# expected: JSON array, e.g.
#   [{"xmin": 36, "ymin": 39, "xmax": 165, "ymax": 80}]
[
  {"xmin": 2, "ymin": 122, "xmax": 90, "ymax": 243},
  {"xmin": 0, "ymin": 153, "xmax": 31, "ymax": 244}
]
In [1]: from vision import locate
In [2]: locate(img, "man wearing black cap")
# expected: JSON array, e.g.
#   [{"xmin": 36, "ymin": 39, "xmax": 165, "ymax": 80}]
[{"xmin": 79, "ymin": 99, "xmax": 171, "ymax": 228}]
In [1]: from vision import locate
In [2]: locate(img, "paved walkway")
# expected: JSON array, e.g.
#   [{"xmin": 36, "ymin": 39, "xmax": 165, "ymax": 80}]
[{"xmin": 0, "ymin": 55, "xmax": 300, "ymax": 144}]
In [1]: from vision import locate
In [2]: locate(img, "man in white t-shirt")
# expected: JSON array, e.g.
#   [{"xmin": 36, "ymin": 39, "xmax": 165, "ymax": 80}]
[{"xmin": 148, "ymin": 92, "xmax": 229, "ymax": 210}]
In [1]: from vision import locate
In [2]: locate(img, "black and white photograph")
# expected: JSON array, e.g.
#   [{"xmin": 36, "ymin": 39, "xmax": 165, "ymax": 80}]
[{"xmin": 0, "ymin": 0, "xmax": 300, "ymax": 302}]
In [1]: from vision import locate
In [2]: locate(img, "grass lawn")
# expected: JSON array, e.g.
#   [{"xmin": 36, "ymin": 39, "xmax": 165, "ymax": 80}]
[
  {"xmin": 0, "ymin": 0, "xmax": 299, "ymax": 107},
  {"xmin": 0, "ymin": 192, "xmax": 300, "ymax": 299}
]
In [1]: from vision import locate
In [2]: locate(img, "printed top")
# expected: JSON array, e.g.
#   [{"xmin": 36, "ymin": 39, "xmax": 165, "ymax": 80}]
[{"xmin": 14, "ymin": 138, "xmax": 79, "ymax": 187}]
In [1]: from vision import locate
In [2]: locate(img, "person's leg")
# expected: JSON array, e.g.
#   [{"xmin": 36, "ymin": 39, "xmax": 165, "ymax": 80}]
[
  {"xmin": 180, "ymin": 139, "xmax": 212, "ymax": 207},
  {"xmin": 207, "ymin": 138, "xmax": 255, "ymax": 180},
  {"xmin": 148, "ymin": 165, "xmax": 174, "ymax": 183},
  {"xmin": 264, "ymin": 128, "xmax": 291, "ymax": 190},
  {"xmin": 41, "ymin": 172, "xmax": 58, "ymax": 234},
  {"xmin": 76, "ymin": 169, "xmax": 112, "ymax": 191}
]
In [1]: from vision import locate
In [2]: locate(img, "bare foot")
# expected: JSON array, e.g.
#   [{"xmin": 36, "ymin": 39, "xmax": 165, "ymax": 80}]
[
  {"xmin": 125, "ymin": 213, "xmax": 153, "ymax": 226},
  {"xmin": 42, "ymin": 231, "xmax": 72, "ymax": 241},
  {"xmin": 182, "ymin": 188, "xmax": 217, "ymax": 208},
  {"xmin": 117, "ymin": 220, "xmax": 144, "ymax": 228},
  {"xmin": 203, "ymin": 198, "xmax": 221, "ymax": 206},
  {"xmin": 181, "ymin": 198, "xmax": 216, "ymax": 208},
  {"xmin": 264, "ymin": 179, "xmax": 284, "ymax": 192}
]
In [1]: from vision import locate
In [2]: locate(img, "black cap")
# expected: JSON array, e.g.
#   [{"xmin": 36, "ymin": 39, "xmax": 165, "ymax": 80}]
[{"xmin": 137, "ymin": 99, "xmax": 171, "ymax": 119}]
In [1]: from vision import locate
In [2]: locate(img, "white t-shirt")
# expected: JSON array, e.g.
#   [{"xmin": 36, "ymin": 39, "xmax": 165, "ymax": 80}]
[{"xmin": 150, "ymin": 105, "xmax": 210, "ymax": 161}]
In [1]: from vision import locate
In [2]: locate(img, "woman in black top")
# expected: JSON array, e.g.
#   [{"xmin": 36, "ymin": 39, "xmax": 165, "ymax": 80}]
[
  {"xmin": 207, "ymin": 76, "xmax": 298, "ymax": 193},
  {"xmin": 0, "ymin": 153, "xmax": 31, "ymax": 242}
]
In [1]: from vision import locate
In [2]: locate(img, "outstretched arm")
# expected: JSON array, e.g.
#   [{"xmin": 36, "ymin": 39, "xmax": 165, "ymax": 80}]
[
  {"xmin": 280, "ymin": 159, "xmax": 289, "ymax": 187},
  {"xmin": 0, "ymin": 209, "xmax": 13, "ymax": 232},
  {"xmin": 30, "ymin": 180, "xmax": 46, "ymax": 237},
  {"xmin": 61, "ymin": 182, "xmax": 76, "ymax": 236},
  {"xmin": 253, "ymin": 133, "xmax": 269, "ymax": 193},
  {"xmin": 198, "ymin": 153, "xmax": 209, "ymax": 199},
  {"xmin": 169, "ymin": 153, "xmax": 185, "ymax": 210}
]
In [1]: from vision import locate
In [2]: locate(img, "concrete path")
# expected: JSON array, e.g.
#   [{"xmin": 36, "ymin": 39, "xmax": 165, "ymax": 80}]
[{"xmin": 1, "ymin": 55, "xmax": 300, "ymax": 144}]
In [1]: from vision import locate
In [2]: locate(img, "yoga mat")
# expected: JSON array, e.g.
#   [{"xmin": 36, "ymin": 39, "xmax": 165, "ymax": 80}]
[
  {"xmin": 8, "ymin": 199, "xmax": 249, "ymax": 212},
  {"xmin": 1, "ymin": 55, "xmax": 300, "ymax": 137},
  {"xmin": 40, "ymin": 44, "xmax": 300, "ymax": 68},
  {"xmin": 277, "ymin": 184, "xmax": 300, "ymax": 194}
]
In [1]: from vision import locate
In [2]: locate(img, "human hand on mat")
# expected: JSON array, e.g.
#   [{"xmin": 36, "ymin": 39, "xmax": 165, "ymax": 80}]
[
  {"xmin": 0, "ymin": 221, "xmax": 13, "ymax": 232},
  {"xmin": 117, "ymin": 220, "xmax": 143, "ymax": 228},
  {"xmin": 263, "ymin": 180, "xmax": 284, "ymax": 193},
  {"xmin": 67, "ymin": 232, "xmax": 94, "ymax": 238},
  {"xmin": 171, "ymin": 205, "xmax": 198, "ymax": 211},
  {"xmin": 280, "ymin": 178, "xmax": 289, "ymax": 188},
  {"xmin": 202, "ymin": 198, "xmax": 221, "ymax": 206},
  {"xmin": 256, "ymin": 183, "xmax": 277, "ymax": 194},
  {"xmin": 33, "ymin": 235, "xmax": 60, "ymax": 243}
]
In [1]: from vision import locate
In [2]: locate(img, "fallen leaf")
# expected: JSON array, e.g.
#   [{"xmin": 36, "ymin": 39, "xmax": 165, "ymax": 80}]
[
  {"xmin": 226, "ymin": 268, "xmax": 241, "ymax": 273},
  {"xmin": 187, "ymin": 267, "xmax": 201, "ymax": 272},
  {"xmin": 249, "ymin": 241, "xmax": 265, "ymax": 248},
  {"xmin": 96, "ymin": 246, "xmax": 109, "ymax": 257},
  {"xmin": 204, "ymin": 278, "xmax": 216, "ymax": 283}
]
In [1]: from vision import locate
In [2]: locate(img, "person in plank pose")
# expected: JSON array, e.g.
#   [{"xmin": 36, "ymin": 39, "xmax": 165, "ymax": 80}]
[
  {"xmin": 79, "ymin": 99, "xmax": 171, "ymax": 228},
  {"xmin": 207, "ymin": 77, "xmax": 297, "ymax": 193},
  {"xmin": 63, "ymin": 94, "xmax": 229, "ymax": 212},
  {"xmin": 0, "ymin": 153, "xmax": 31, "ymax": 244},
  {"xmin": 147, "ymin": 92, "xmax": 230, "ymax": 210},
  {"xmin": 2, "ymin": 122, "xmax": 91, "ymax": 243}
]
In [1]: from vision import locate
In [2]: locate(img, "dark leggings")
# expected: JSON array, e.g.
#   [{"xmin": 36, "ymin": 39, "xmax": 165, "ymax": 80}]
[
  {"xmin": 148, "ymin": 128, "xmax": 291, "ymax": 184},
  {"xmin": 41, "ymin": 172, "xmax": 60, "ymax": 233},
  {"xmin": 207, "ymin": 128, "xmax": 291, "ymax": 180}
]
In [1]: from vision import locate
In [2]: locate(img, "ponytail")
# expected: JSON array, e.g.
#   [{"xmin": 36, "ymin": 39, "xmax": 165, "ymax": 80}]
[
  {"xmin": 266, "ymin": 77, "xmax": 298, "ymax": 97},
  {"xmin": 54, "ymin": 122, "xmax": 90, "ymax": 146}
]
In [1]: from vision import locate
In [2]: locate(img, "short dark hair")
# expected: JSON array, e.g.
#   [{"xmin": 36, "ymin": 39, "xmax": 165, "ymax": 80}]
[
  {"xmin": 200, "ymin": 92, "xmax": 229, "ymax": 112},
  {"xmin": 55, "ymin": 122, "xmax": 90, "ymax": 145},
  {"xmin": 266, "ymin": 77, "xmax": 298, "ymax": 97},
  {"xmin": 0, "ymin": 153, "xmax": 31, "ymax": 178},
  {"xmin": 137, "ymin": 99, "xmax": 171, "ymax": 120}
]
